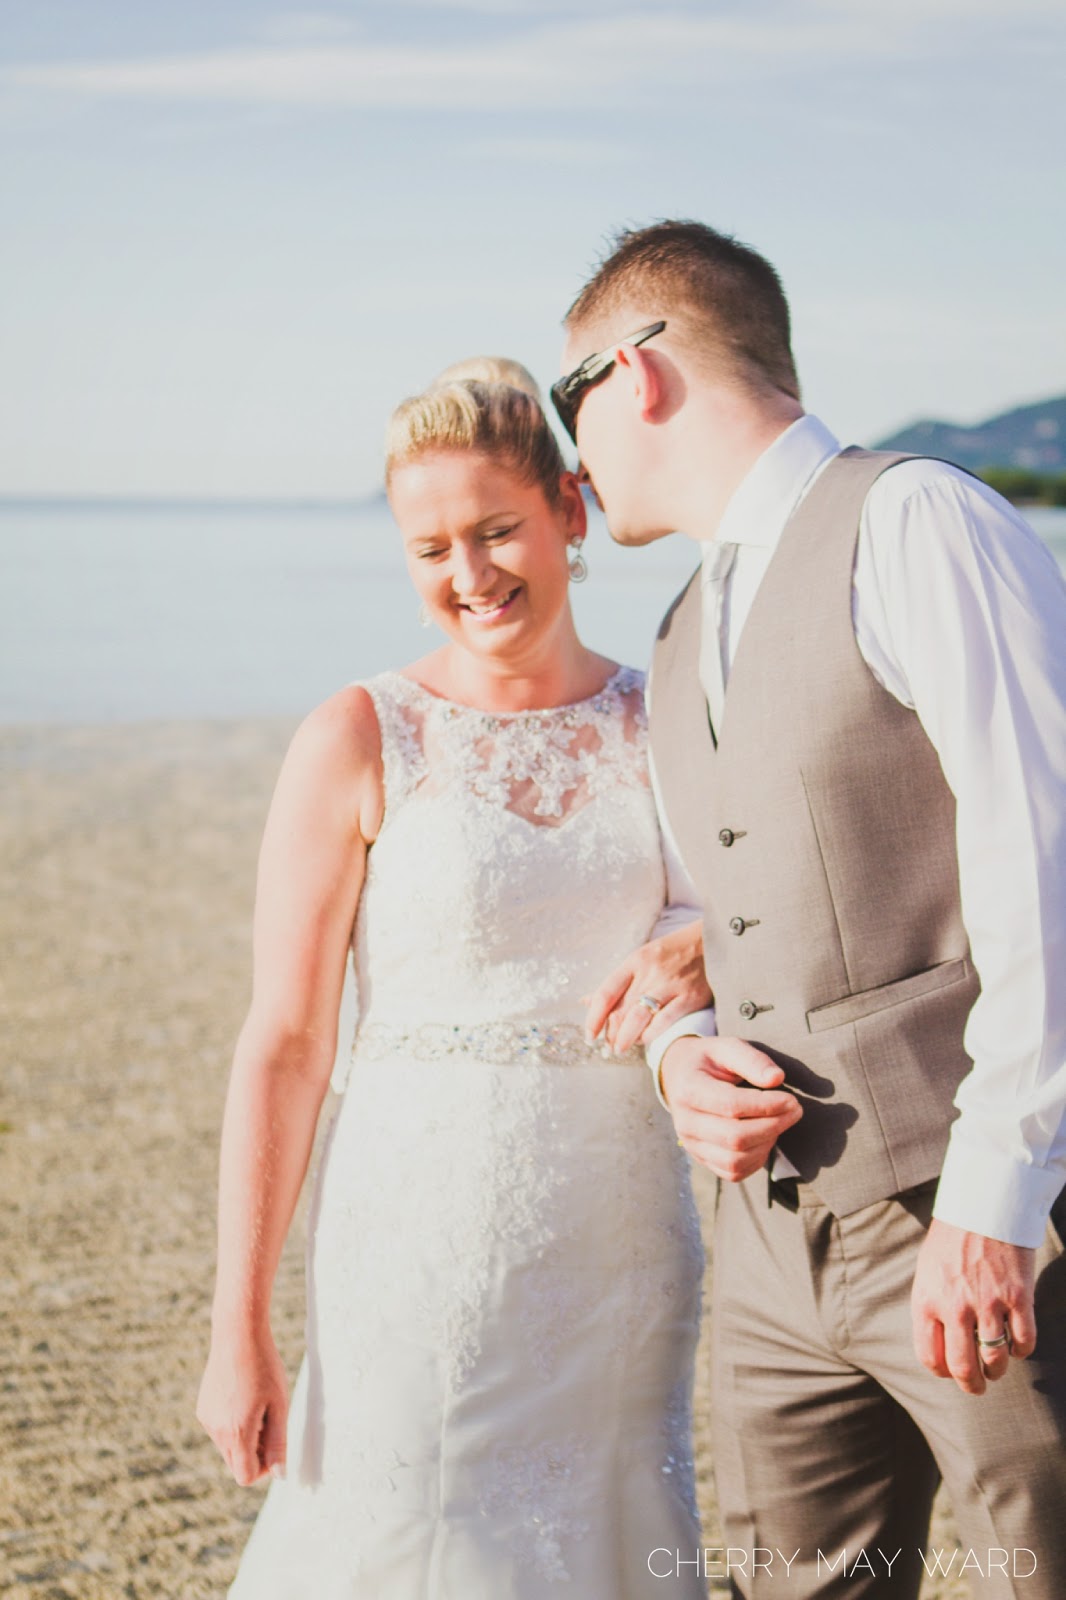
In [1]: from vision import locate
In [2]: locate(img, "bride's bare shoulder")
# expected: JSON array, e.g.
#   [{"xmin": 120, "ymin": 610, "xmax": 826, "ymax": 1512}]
[
  {"xmin": 292, "ymin": 683, "xmax": 383, "ymax": 768},
  {"xmin": 272, "ymin": 685, "xmax": 385, "ymax": 840}
]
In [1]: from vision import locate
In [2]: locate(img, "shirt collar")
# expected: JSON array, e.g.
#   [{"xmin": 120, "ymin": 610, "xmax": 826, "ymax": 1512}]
[{"xmin": 701, "ymin": 414, "xmax": 841, "ymax": 572}]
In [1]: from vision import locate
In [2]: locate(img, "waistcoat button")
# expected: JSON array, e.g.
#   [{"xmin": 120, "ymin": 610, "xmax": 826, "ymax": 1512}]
[
  {"xmin": 729, "ymin": 916, "xmax": 746, "ymax": 935},
  {"xmin": 719, "ymin": 828, "xmax": 735, "ymax": 847},
  {"xmin": 739, "ymin": 1000, "xmax": 758, "ymax": 1020}
]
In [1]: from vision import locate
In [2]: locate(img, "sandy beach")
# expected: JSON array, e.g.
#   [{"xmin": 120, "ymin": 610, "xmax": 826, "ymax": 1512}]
[{"xmin": 0, "ymin": 719, "xmax": 969, "ymax": 1598}]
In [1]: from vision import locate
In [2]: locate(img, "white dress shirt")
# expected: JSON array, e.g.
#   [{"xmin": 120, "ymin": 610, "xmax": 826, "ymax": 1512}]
[{"xmin": 645, "ymin": 414, "xmax": 1066, "ymax": 1248}]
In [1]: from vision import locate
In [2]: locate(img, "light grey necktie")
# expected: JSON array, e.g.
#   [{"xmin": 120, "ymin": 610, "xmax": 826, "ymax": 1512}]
[{"xmin": 698, "ymin": 540, "xmax": 738, "ymax": 743}]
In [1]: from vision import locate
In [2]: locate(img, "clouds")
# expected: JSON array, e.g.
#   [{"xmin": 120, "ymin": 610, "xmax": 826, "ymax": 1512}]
[{"xmin": 3, "ymin": 3, "xmax": 1059, "ymax": 114}]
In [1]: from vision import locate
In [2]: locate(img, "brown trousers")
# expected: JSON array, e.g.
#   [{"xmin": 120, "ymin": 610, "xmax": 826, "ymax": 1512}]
[{"xmin": 708, "ymin": 1176, "xmax": 1066, "ymax": 1598}]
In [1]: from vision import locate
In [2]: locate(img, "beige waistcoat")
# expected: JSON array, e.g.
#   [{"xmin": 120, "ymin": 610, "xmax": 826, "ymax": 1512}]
[{"xmin": 649, "ymin": 447, "xmax": 980, "ymax": 1216}]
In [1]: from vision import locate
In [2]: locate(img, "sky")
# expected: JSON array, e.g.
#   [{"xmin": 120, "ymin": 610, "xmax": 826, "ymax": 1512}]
[{"xmin": 1, "ymin": 0, "xmax": 1063, "ymax": 499}]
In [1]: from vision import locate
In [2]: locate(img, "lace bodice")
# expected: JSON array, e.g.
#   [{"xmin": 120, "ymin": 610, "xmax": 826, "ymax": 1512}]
[{"xmin": 340, "ymin": 665, "xmax": 667, "ymax": 1081}]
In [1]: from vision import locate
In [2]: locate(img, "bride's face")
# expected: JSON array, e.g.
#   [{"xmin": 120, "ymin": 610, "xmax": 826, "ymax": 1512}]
[{"xmin": 390, "ymin": 449, "xmax": 586, "ymax": 662}]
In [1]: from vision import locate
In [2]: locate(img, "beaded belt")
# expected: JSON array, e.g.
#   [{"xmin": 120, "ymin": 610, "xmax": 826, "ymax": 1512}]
[{"xmin": 351, "ymin": 1020, "xmax": 644, "ymax": 1068}]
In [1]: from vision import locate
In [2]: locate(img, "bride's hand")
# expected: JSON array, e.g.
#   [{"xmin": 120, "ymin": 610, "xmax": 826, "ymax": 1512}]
[
  {"xmin": 197, "ymin": 1328, "xmax": 289, "ymax": 1487},
  {"xmin": 583, "ymin": 921, "xmax": 712, "ymax": 1054}
]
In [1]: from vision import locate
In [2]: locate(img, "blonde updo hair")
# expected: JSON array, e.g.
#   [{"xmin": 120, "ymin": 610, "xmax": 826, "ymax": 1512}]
[
  {"xmin": 432, "ymin": 354, "xmax": 542, "ymax": 400},
  {"xmin": 385, "ymin": 354, "xmax": 566, "ymax": 506}
]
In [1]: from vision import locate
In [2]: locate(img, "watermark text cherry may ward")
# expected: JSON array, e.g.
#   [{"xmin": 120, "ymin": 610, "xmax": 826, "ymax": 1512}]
[{"xmin": 648, "ymin": 1547, "xmax": 1039, "ymax": 1582}]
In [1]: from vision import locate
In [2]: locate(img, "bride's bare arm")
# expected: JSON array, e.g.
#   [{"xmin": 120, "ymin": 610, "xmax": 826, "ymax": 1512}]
[{"xmin": 197, "ymin": 686, "xmax": 383, "ymax": 1486}]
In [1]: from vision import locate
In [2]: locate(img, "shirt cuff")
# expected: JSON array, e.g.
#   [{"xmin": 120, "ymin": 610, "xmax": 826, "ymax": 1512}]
[
  {"xmin": 645, "ymin": 1008, "xmax": 717, "ymax": 1109},
  {"xmin": 932, "ymin": 1131, "xmax": 1066, "ymax": 1248},
  {"xmin": 770, "ymin": 1148, "xmax": 801, "ymax": 1180}
]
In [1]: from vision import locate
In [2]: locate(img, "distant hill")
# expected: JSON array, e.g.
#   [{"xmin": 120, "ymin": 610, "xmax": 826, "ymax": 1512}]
[{"xmin": 874, "ymin": 393, "xmax": 1066, "ymax": 472}]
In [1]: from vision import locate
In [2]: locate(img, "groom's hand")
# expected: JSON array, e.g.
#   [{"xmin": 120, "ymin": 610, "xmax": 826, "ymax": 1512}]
[
  {"xmin": 662, "ymin": 1035, "xmax": 803, "ymax": 1181},
  {"xmin": 910, "ymin": 1219, "xmax": 1037, "ymax": 1396}
]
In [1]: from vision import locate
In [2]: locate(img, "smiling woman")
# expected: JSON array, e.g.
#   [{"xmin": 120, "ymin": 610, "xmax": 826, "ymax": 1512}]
[
  {"xmin": 384, "ymin": 374, "xmax": 597, "ymax": 704},
  {"xmin": 196, "ymin": 363, "xmax": 713, "ymax": 1597}
]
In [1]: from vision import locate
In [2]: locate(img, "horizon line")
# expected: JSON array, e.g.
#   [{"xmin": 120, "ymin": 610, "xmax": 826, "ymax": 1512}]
[{"xmin": 0, "ymin": 490, "xmax": 388, "ymax": 512}]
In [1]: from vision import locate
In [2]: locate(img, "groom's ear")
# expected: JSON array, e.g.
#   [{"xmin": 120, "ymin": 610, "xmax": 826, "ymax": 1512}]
[{"xmin": 614, "ymin": 343, "xmax": 665, "ymax": 426}]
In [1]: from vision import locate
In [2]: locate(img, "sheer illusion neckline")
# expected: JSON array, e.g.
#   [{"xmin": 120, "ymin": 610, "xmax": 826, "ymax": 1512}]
[
  {"xmin": 385, "ymin": 664, "xmax": 631, "ymax": 720},
  {"xmin": 363, "ymin": 663, "xmax": 650, "ymax": 836}
]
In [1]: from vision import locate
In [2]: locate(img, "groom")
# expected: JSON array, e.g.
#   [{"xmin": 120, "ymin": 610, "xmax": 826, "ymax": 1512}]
[{"xmin": 557, "ymin": 221, "xmax": 1066, "ymax": 1596}]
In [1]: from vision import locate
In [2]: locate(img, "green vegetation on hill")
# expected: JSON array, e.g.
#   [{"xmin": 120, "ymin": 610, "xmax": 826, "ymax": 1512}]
[{"xmin": 976, "ymin": 468, "xmax": 1066, "ymax": 507}]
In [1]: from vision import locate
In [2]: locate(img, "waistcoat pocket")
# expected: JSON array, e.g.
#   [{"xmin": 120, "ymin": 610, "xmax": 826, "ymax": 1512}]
[{"xmin": 805, "ymin": 956, "xmax": 973, "ymax": 1034}]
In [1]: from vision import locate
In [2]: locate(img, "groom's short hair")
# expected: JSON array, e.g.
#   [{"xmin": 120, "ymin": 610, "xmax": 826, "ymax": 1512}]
[{"xmin": 565, "ymin": 220, "xmax": 801, "ymax": 402}]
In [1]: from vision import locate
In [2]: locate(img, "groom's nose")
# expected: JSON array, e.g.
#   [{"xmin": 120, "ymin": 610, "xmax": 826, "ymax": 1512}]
[{"xmin": 577, "ymin": 463, "xmax": 603, "ymax": 511}]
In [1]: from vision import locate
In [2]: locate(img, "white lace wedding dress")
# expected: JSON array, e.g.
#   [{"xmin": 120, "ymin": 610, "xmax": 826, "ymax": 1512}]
[{"xmin": 228, "ymin": 665, "xmax": 705, "ymax": 1599}]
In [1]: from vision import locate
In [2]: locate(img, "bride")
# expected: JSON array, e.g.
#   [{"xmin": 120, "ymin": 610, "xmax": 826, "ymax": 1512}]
[{"xmin": 197, "ymin": 360, "xmax": 710, "ymax": 1598}]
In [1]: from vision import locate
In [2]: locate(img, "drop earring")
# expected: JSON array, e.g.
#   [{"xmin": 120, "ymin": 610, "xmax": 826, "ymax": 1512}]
[
  {"xmin": 418, "ymin": 602, "xmax": 432, "ymax": 629},
  {"xmin": 567, "ymin": 542, "xmax": 588, "ymax": 584}
]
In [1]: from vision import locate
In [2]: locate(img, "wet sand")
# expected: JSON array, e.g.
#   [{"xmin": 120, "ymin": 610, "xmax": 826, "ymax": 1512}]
[{"xmin": 0, "ymin": 721, "xmax": 967, "ymax": 1597}]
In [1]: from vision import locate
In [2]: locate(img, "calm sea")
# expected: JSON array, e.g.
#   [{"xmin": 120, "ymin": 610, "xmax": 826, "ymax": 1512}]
[{"xmin": 2, "ymin": 499, "xmax": 1065, "ymax": 725}]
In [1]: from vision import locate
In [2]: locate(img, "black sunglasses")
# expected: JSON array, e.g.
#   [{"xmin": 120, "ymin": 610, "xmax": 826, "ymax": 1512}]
[{"xmin": 550, "ymin": 320, "xmax": 667, "ymax": 443}]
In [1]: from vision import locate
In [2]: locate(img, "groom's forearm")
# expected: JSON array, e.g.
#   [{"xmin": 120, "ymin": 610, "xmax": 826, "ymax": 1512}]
[{"xmin": 933, "ymin": 1127, "xmax": 1065, "ymax": 1250}]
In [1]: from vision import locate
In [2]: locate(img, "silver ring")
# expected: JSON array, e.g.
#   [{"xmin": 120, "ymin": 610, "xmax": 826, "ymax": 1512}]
[
  {"xmin": 637, "ymin": 995, "xmax": 664, "ymax": 1014},
  {"xmin": 975, "ymin": 1330, "xmax": 1011, "ymax": 1350}
]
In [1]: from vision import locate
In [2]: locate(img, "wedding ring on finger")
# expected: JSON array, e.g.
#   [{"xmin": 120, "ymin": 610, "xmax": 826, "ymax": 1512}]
[
  {"xmin": 637, "ymin": 995, "xmax": 664, "ymax": 1014},
  {"xmin": 975, "ymin": 1327, "xmax": 1012, "ymax": 1353}
]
